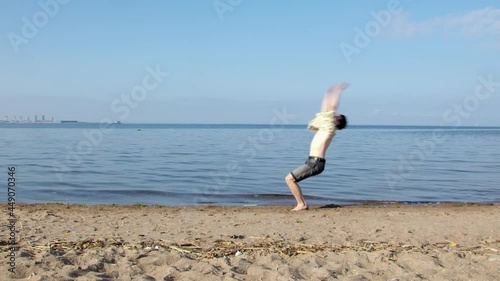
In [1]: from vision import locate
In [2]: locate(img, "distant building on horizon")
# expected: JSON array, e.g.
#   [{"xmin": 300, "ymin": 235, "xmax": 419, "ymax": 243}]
[{"xmin": 1, "ymin": 114, "xmax": 56, "ymax": 123}]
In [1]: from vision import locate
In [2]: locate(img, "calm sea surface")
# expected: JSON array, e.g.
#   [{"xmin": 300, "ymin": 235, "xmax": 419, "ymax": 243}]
[{"xmin": 1, "ymin": 124, "xmax": 499, "ymax": 206}]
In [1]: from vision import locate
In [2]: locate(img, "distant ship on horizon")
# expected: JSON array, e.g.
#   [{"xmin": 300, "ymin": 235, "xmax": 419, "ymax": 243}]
[{"xmin": 60, "ymin": 120, "xmax": 122, "ymax": 124}]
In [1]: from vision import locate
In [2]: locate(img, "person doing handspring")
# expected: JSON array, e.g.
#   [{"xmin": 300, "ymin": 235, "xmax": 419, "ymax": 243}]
[{"xmin": 285, "ymin": 83, "xmax": 349, "ymax": 211}]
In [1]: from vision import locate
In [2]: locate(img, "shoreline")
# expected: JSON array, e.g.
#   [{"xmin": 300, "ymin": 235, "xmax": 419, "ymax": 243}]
[
  {"xmin": 11, "ymin": 200, "xmax": 500, "ymax": 208},
  {"xmin": 2, "ymin": 203, "xmax": 499, "ymax": 280}
]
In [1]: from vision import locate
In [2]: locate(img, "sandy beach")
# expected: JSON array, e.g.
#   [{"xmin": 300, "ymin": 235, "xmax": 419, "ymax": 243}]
[{"xmin": 1, "ymin": 203, "xmax": 499, "ymax": 280}]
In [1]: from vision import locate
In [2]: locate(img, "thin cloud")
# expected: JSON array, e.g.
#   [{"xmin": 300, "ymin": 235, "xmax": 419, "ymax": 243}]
[{"xmin": 388, "ymin": 7, "xmax": 500, "ymax": 45}]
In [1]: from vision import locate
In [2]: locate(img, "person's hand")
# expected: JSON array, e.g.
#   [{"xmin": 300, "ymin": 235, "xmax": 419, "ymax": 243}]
[{"xmin": 329, "ymin": 83, "xmax": 350, "ymax": 92}]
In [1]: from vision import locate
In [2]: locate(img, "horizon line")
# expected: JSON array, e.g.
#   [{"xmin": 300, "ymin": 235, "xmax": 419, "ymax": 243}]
[{"xmin": 1, "ymin": 122, "xmax": 499, "ymax": 128}]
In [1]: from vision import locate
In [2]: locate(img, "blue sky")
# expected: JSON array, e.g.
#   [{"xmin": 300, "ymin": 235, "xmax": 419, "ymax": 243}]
[{"xmin": 1, "ymin": 0, "xmax": 499, "ymax": 125}]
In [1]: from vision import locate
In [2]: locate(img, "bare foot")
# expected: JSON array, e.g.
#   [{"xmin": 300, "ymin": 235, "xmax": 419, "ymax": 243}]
[{"xmin": 292, "ymin": 204, "xmax": 309, "ymax": 211}]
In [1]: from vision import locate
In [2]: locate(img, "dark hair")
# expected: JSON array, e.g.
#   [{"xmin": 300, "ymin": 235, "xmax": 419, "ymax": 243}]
[{"xmin": 335, "ymin": 114, "xmax": 347, "ymax": 130}]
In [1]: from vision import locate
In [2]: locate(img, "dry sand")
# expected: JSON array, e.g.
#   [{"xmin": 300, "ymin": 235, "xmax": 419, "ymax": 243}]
[{"xmin": 1, "ymin": 203, "xmax": 499, "ymax": 281}]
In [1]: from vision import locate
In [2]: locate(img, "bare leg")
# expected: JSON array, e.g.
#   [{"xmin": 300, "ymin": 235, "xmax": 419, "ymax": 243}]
[{"xmin": 285, "ymin": 174, "xmax": 309, "ymax": 211}]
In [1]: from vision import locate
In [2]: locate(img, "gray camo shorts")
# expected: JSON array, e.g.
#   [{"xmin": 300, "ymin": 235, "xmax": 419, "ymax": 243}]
[{"xmin": 290, "ymin": 156, "xmax": 326, "ymax": 182}]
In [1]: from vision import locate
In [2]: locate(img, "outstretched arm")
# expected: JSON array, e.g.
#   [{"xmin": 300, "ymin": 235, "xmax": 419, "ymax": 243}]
[{"xmin": 321, "ymin": 83, "xmax": 349, "ymax": 112}]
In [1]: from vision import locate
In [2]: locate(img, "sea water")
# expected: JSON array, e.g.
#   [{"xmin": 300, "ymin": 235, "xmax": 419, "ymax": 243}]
[{"xmin": 0, "ymin": 124, "xmax": 499, "ymax": 206}]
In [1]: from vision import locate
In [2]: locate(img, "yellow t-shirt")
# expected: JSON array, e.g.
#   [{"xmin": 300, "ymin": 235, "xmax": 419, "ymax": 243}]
[{"xmin": 307, "ymin": 111, "xmax": 336, "ymax": 133}]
